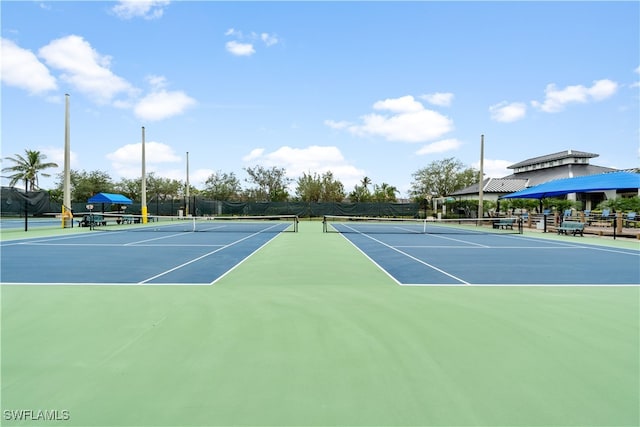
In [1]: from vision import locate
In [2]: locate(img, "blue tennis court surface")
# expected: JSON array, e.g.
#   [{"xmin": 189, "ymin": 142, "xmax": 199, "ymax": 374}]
[
  {"xmin": 0, "ymin": 217, "xmax": 61, "ymax": 230},
  {"xmin": 1, "ymin": 225, "xmax": 289, "ymax": 285},
  {"xmin": 2, "ymin": 221, "xmax": 639, "ymax": 286},
  {"xmin": 334, "ymin": 227, "xmax": 640, "ymax": 286}
]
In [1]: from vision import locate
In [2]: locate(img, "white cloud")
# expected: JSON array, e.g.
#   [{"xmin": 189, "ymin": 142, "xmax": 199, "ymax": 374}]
[
  {"xmin": 134, "ymin": 89, "xmax": 196, "ymax": 121},
  {"xmin": 261, "ymin": 33, "xmax": 279, "ymax": 47},
  {"xmin": 328, "ymin": 95, "xmax": 454, "ymax": 143},
  {"xmin": 420, "ymin": 92, "xmax": 454, "ymax": 107},
  {"xmin": 225, "ymin": 40, "xmax": 256, "ymax": 56},
  {"xmin": 106, "ymin": 141, "xmax": 181, "ymax": 178},
  {"xmin": 41, "ymin": 146, "xmax": 78, "ymax": 170},
  {"xmin": 489, "ymin": 101, "xmax": 527, "ymax": 123},
  {"xmin": 38, "ymin": 35, "xmax": 136, "ymax": 104},
  {"xmin": 224, "ymin": 29, "xmax": 278, "ymax": 56},
  {"xmin": 324, "ymin": 119, "xmax": 351, "ymax": 130},
  {"xmin": 146, "ymin": 74, "xmax": 168, "ymax": 90},
  {"xmin": 472, "ymin": 159, "xmax": 513, "ymax": 179},
  {"xmin": 111, "ymin": 0, "xmax": 170, "ymax": 20},
  {"xmin": 531, "ymin": 79, "xmax": 618, "ymax": 113},
  {"xmin": 4, "ymin": 36, "xmax": 194, "ymax": 124},
  {"xmin": 373, "ymin": 95, "xmax": 424, "ymax": 113},
  {"xmin": 415, "ymin": 138, "xmax": 462, "ymax": 155},
  {"xmin": 0, "ymin": 38, "xmax": 57, "ymax": 94},
  {"xmin": 352, "ymin": 109, "xmax": 453, "ymax": 142},
  {"xmin": 588, "ymin": 79, "xmax": 618, "ymax": 100},
  {"xmin": 242, "ymin": 148, "xmax": 265, "ymax": 162},
  {"xmin": 242, "ymin": 145, "xmax": 365, "ymax": 190},
  {"xmin": 189, "ymin": 168, "xmax": 215, "ymax": 187}
]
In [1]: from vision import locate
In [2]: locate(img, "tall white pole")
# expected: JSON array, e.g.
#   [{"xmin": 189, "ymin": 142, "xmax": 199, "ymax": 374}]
[
  {"xmin": 141, "ymin": 126, "xmax": 148, "ymax": 223},
  {"xmin": 478, "ymin": 134, "xmax": 484, "ymax": 219},
  {"xmin": 62, "ymin": 94, "xmax": 72, "ymax": 228},
  {"xmin": 185, "ymin": 151, "xmax": 190, "ymax": 216}
]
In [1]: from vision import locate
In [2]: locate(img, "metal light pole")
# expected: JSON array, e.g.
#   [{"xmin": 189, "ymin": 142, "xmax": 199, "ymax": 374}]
[
  {"xmin": 62, "ymin": 93, "xmax": 72, "ymax": 228},
  {"xmin": 185, "ymin": 151, "xmax": 190, "ymax": 216},
  {"xmin": 478, "ymin": 134, "xmax": 484, "ymax": 219},
  {"xmin": 141, "ymin": 126, "xmax": 148, "ymax": 223}
]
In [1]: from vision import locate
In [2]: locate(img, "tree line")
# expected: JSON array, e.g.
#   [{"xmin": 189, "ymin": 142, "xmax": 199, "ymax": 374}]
[{"xmin": 3, "ymin": 149, "xmax": 479, "ymax": 204}]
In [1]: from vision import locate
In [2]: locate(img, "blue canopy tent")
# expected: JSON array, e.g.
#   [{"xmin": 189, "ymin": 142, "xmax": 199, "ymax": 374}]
[
  {"xmin": 88, "ymin": 192, "xmax": 133, "ymax": 205},
  {"xmin": 87, "ymin": 192, "xmax": 133, "ymax": 213},
  {"xmin": 500, "ymin": 171, "xmax": 640, "ymax": 200}
]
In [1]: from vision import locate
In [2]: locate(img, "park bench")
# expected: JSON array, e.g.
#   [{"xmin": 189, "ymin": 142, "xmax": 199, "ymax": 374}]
[
  {"xmin": 492, "ymin": 218, "xmax": 516, "ymax": 230},
  {"xmin": 624, "ymin": 212, "xmax": 637, "ymax": 228},
  {"xmin": 78, "ymin": 214, "xmax": 106, "ymax": 227},
  {"xmin": 557, "ymin": 221, "xmax": 584, "ymax": 236}
]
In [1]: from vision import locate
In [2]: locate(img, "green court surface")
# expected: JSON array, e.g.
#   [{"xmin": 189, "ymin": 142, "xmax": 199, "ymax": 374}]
[{"xmin": 1, "ymin": 222, "xmax": 639, "ymax": 426}]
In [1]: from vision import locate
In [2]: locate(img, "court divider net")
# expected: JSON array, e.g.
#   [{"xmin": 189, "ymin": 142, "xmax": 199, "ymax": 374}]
[
  {"xmin": 322, "ymin": 215, "xmax": 523, "ymax": 235},
  {"xmin": 80, "ymin": 212, "xmax": 299, "ymax": 233}
]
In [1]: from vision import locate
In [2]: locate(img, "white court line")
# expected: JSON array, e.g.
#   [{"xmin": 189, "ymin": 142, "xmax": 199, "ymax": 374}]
[
  {"xmin": 1, "ymin": 230, "xmax": 118, "ymax": 246},
  {"xmin": 17, "ymin": 242, "xmax": 224, "ymax": 248},
  {"xmin": 337, "ymin": 225, "xmax": 639, "ymax": 286},
  {"xmin": 0, "ymin": 282, "xmax": 212, "ymax": 286},
  {"xmin": 400, "ymin": 283, "xmax": 640, "ymax": 287},
  {"xmin": 393, "ymin": 245, "xmax": 607, "ymax": 250},
  {"xmin": 426, "ymin": 233, "xmax": 490, "ymax": 248},
  {"xmin": 211, "ymin": 231, "xmax": 283, "ymax": 284},
  {"xmin": 340, "ymin": 224, "xmax": 470, "ymax": 285},
  {"xmin": 1, "ymin": 223, "xmax": 286, "ymax": 286},
  {"xmin": 124, "ymin": 232, "xmax": 198, "ymax": 246},
  {"xmin": 138, "ymin": 223, "xmax": 284, "ymax": 284}
]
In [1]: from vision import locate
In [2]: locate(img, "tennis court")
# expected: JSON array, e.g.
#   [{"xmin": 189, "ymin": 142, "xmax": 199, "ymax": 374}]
[
  {"xmin": 323, "ymin": 216, "xmax": 640, "ymax": 286},
  {"xmin": 1, "ymin": 215, "xmax": 297, "ymax": 285},
  {"xmin": 1, "ymin": 218, "xmax": 639, "ymax": 426}
]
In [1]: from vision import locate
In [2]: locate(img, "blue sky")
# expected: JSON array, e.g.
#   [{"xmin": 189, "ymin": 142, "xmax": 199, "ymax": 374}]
[{"xmin": 2, "ymin": 1, "xmax": 639, "ymax": 197}]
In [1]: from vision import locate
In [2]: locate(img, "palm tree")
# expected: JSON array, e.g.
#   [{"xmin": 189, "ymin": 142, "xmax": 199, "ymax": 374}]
[
  {"xmin": 361, "ymin": 176, "xmax": 372, "ymax": 190},
  {"xmin": 2, "ymin": 149, "xmax": 58, "ymax": 191},
  {"xmin": 379, "ymin": 182, "xmax": 399, "ymax": 202}
]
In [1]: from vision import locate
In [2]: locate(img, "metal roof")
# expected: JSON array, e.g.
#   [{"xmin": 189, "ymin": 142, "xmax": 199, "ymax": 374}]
[
  {"xmin": 502, "ymin": 164, "xmax": 616, "ymax": 186},
  {"xmin": 450, "ymin": 178, "xmax": 529, "ymax": 196},
  {"xmin": 508, "ymin": 149, "xmax": 598, "ymax": 169}
]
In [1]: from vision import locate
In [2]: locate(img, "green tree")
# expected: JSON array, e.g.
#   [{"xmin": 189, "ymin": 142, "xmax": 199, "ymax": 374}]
[
  {"xmin": 372, "ymin": 182, "xmax": 399, "ymax": 202},
  {"xmin": 2, "ymin": 149, "xmax": 58, "ymax": 190},
  {"xmin": 114, "ymin": 177, "xmax": 140, "ymax": 201},
  {"xmin": 56, "ymin": 169, "xmax": 114, "ymax": 202},
  {"xmin": 320, "ymin": 171, "xmax": 345, "ymax": 202},
  {"xmin": 597, "ymin": 196, "xmax": 640, "ymax": 213},
  {"xmin": 243, "ymin": 165, "xmax": 291, "ymax": 202},
  {"xmin": 410, "ymin": 157, "xmax": 479, "ymax": 201},
  {"xmin": 111, "ymin": 173, "xmax": 185, "ymax": 203},
  {"xmin": 295, "ymin": 172, "xmax": 323, "ymax": 202},
  {"xmin": 295, "ymin": 171, "xmax": 345, "ymax": 202},
  {"xmin": 146, "ymin": 173, "xmax": 183, "ymax": 201},
  {"xmin": 361, "ymin": 176, "xmax": 372, "ymax": 191},
  {"xmin": 202, "ymin": 171, "xmax": 242, "ymax": 201},
  {"xmin": 348, "ymin": 184, "xmax": 372, "ymax": 202}
]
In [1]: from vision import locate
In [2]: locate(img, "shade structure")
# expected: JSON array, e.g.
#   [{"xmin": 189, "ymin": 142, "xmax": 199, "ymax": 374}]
[
  {"xmin": 500, "ymin": 171, "xmax": 640, "ymax": 200},
  {"xmin": 87, "ymin": 192, "xmax": 133, "ymax": 204}
]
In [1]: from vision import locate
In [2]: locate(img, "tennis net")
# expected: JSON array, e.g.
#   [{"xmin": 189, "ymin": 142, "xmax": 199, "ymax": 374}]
[
  {"xmin": 322, "ymin": 215, "xmax": 522, "ymax": 235},
  {"xmin": 81, "ymin": 213, "xmax": 299, "ymax": 233}
]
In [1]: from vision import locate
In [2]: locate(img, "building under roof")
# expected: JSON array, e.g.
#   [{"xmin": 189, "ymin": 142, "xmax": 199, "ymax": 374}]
[
  {"xmin": 450, "ymin": 149, "xmax": 626, "ymax": 209},
  {"xmin": 450, "ymin": 177, "xmax": 529, "ymax": 201},
  {"xmin": 501, "ymin": 149, "xmax": 615, "ymax": 186}
]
